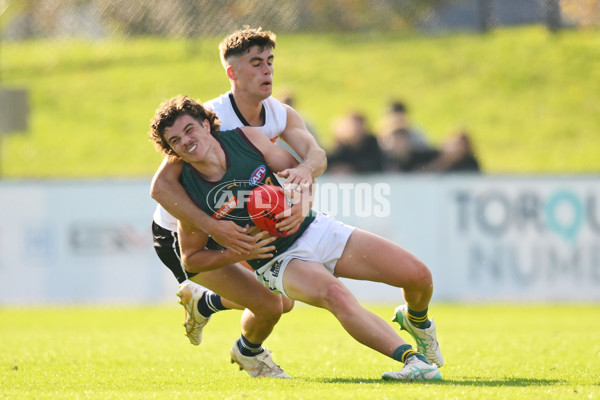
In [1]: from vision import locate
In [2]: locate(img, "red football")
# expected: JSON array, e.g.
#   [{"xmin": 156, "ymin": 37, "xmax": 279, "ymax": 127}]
[{"xmin": 247, "ymin": 185, "xmax": 290, "ymax": 237}]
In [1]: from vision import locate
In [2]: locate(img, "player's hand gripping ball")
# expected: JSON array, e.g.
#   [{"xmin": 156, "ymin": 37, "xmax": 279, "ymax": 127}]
[{"xmin": 248, "ymin": 185, "xmax": 291, "ymax": 237}]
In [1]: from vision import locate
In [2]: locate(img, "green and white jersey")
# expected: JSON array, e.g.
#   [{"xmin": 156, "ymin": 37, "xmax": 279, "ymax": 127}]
[
  {"xmin": 153, "ymin": 93, "xmax": 287, "ymax": 231},
  {"xmin": 179, "ymin": 128, "xmax": 316, "ymax": 270}
]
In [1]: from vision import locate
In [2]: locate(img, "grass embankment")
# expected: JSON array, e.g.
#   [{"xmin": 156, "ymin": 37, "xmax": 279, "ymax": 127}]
[{"xmin": 1, "ymin": 26, "xmax": 599, "ymax": 177}]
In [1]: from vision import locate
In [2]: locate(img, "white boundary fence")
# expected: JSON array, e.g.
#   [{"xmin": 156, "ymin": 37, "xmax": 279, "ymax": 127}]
[{"xmin": 1, "ymin": 174, "xmax": 598, "ymax": 305}]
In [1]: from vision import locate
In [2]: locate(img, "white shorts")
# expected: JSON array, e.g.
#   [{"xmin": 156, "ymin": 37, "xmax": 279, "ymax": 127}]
[{"xmin": 255, "ymin": 212, "xmax": 355, "ymax": 298}]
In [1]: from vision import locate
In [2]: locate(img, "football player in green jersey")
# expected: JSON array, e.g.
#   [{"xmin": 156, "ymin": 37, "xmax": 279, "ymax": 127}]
[{"xmin": 149, "ymin": 95, "xmax": 444, "ymax": 381}]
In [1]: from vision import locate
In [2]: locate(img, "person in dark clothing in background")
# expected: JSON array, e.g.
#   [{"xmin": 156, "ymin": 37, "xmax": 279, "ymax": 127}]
[
  {"xmin": 378, "ymin": 101, "xmax": 480, "ymax": 173},
  {"xmin": 327, "ymin": 112, "xmax": 385, "ymax": 174}
]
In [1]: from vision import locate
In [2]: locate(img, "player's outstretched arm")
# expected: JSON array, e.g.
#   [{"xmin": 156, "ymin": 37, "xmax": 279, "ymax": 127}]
[
  {"xmin": 150, "ymin": 157, "xmax": 257, "ymax": 254},
  {"xmin": 277, "ymin": 105, "xmax": 327, "ymax": 189}
]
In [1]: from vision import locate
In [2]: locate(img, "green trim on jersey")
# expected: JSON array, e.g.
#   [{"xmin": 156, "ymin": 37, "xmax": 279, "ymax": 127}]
[{"xmin": 179, "ymin": 128, "xmax": 316, "ymax": 270}]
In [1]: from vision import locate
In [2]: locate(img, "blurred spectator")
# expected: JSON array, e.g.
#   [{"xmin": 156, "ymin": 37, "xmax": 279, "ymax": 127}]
[
  {"xmin": 327, "ymin": 112, "xmax": 384, "ymax": 174},
  {"xmin": 279, "ymin": 91, "xmax": 297, "ymax": 110},
  {"xmin": 379, "ymin": 101, "xmax": 432, "ymax": 151},
  {"xmin": 378, "ymin": 101, "xmax": 435, "ymax": 172},
  {"xmin": 378, "ymin": 100, "xmax": 480, "ymax": 173},
  {"xmin": 418, "ymin": 130, "xmax": 480, "ymax": 173}
]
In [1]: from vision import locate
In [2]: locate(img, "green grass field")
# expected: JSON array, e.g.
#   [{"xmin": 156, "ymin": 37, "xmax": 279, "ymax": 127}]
[
  {"xmin": 2, "ymin": 26, "xmax": 600, "ymax": 177},
  {"xmin": 1, "ymin": 303, "xmax": 598, "ymax": 399}
]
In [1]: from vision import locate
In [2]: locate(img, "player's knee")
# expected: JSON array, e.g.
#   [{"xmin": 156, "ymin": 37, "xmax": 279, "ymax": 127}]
[
  {"xmin": 417, "ymin": 262, "xmax": 433, "ymax": 288},
  {"xmin": 322, "ymin": 281, "xmax": 355, "ymax": 315},
  {"xmin": 252, "ymin": 297, "xmax": 285, "ymax": 320},
  {"xmin": 281, "ymin": 297, "xmax": 294, "ymax": 314},
  {"xmin": 408, "ymin": 260, "xmax": 433, "ymax": 291}
]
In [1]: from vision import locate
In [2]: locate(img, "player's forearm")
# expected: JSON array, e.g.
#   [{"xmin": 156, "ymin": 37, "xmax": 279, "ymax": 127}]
[
  {"xmin": 151, "ymin": 162, "xmax": 214, "ymax": 234},
  {"xmin": 298, "ymin": 145, "xmax": 327, "ymax": 178},
  {"xmin": 153, "ymin": 183, "xmax": 214, "ymax": 233},
  {"xmin": 282, "ymin": 106, "xmax": 327, "ymax": 178},
  {"xmin": 182, "ymin": 248, "xmax": 248, "ymax": 273}
]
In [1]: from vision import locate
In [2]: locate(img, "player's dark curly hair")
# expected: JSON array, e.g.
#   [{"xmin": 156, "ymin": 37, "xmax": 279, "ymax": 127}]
[
  {"xmin": 219, "ymin": 26, "xmax": 276, "ymax": 67},
  {"xmin": 149, "ymin": 95, "xmax": 220, "ymax": 160}
]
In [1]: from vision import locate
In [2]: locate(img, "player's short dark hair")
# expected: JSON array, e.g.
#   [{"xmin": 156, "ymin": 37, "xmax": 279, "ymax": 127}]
[{"xmin": 219, "ymin": 26, "xmax": 276, "ymax": 66}]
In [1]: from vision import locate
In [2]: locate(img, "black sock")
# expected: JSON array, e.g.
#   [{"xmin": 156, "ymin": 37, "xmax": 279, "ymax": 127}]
[
  {"xmin": 406, "ymin": 306, "xmax": 431, "ymax": 329},
  {"xmin": 196, "ymin": 291, "xmax": 228, "ymax": 318},
  {"xmin": 237, "ymin": 334, "xmax": 264, "ymax": 357},
  {"xmin": 392, "ymin": 344, "xmax": 430, "ymax": 365}
]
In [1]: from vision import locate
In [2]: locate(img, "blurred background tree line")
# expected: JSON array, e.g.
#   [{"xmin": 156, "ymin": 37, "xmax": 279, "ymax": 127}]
[{"xmin": 2, "ymin": 0, "xmax": 598, "ymax": 40}]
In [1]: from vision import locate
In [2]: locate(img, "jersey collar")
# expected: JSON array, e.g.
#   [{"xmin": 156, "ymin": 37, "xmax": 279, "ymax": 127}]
[{"xmin": 229, "ymin": 92, "xmax": 266, "ymax": 127}]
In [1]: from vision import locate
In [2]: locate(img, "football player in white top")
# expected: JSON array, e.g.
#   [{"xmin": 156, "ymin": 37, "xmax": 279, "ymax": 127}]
[{"xmin": 149, "ymin": 28, "xmax": 326, "ymax": 378}]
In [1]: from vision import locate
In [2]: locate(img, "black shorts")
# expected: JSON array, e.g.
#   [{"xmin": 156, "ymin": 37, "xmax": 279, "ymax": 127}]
[{"xmin": 152, "ymin": 220, "xmax": 224, "ymax": 284}]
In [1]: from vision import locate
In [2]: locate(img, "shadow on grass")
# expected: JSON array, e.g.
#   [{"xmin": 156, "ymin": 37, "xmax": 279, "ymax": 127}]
[{"xmin": 305, "ymin": 377, "xmax": 565, "ymax": 387}]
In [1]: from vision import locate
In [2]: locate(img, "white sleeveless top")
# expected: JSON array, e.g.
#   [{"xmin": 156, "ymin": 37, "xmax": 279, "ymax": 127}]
[{"xmin": 152, "ymin": 92, "xmax": 288, "ymax": 231}]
